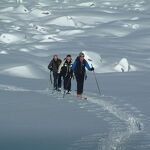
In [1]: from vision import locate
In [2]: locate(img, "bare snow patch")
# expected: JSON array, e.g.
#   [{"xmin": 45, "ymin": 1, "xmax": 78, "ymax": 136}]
[
  {"xmin": 33, "ymin": 34, "xmax": 64, "ymax": 42},
  {"xmin": 34, "ymin": 25, "xmax": 48, "ymax": 34},
  {"xmin": 30, "ymin": 9, "xmax": 51, "ymax": 17},
  {"xmin": 11, "ymin": 25, "xmax": 21, "ymax": 31},
  {"xmin": 82, "ymin": 52, "xmax": 136, "ymax": 73},
  {"xmin": 33, "ymin": 45, "xmax": 49, "ymax": 50},
  {"xmin": 0, "ymin": 7, "xmax": 14, "ymax": 12},
  {"xmin": 99, "ymin": 27, "xmax": 131, "ymax": 37},
  {"xmin": 46, "ymin": 16, "xmax": 81, "ymax": 27},
  {"xmin": 0, "ymin": 33, "xmax": 23, "ymax": 44},
  {"xmin": 114, "ymin": 58, "xmax": 137, "ymax": 72},
  {"xmin": 77, "ymin": 2, "xmax": 96, "ymax": 7},
  {"xmin": 36, "ymin": 2, "xmax": 48, "ymax": 7},
  {"xmin": 1, "ymin": 65, "xmax": 43, "ymax": 79},
  {"xmin": 0, "ymin": 15, "xmax": 16, "ymax": 23},
  {"xmin": 123, "ymin": 23, "xmax": 140, "ymax": 30},
  {"xmin": 0, "ymin": 84, "xmax": 30, "ymax": 92},
  {"xmin": 58, "ymin": 30, "xmax": 84, "ymax": 36},
  {"xmin": 15, "ymin": 5, "xmax": 29, "ymax": 13},
  {"xmin": 131, "ymin": 17, "xmax": 139, "ymax": 21},
  {"xmin": 16, "ymin": 0, "xmax": 23, "ymax": 4},
  {"xmin": 0, "ymin": 51, "xmax": 8, "ymax": 55},
  {"xmin": 19, "ymin": 48, "xmax": 30, "ymax": 52}
]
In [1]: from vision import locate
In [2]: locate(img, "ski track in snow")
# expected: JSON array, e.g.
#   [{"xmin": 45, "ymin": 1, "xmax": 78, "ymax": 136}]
[
  {"xmin": 65, "ymin": 92, "xmax": 144, "ymax": 150},
  {"xmin": 0, "ymin": 84, "xmax": 144, "ymax": 150},
  {"xmin": 0, "ymin": 0, "xmax": 150, "ymax": 149}
]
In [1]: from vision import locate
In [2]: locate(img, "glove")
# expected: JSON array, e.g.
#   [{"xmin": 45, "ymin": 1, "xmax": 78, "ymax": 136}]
[{"xmin": 90, "ymin": 67, "xmax": 94, "ymax": 71}]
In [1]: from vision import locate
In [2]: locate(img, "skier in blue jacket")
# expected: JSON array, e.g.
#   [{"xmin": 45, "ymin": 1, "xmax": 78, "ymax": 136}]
[{"xmin": 71, "ymin": 52, "xmax": 94, "ymax": 98}]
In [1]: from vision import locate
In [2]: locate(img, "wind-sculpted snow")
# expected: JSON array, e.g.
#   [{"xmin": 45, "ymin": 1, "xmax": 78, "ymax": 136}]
[
  {"xmin": 46, "ymin": 16, "xmax": 79, "ymax": 27},
  {"xmin": 0, "ymin": 51, "xmax": 8, "ymax": 55},
  {"xmin": 0, "ymin": 0, "xmax": 150, "ymax": 150},
  {"xmin": 114, "ymin": 58, "xmax": 137, "ymax": 72},
  {"xmin": 84, "ymin": 51, "xmax": 137, "ymax": 73},
  {"xmin": 0, "ymin": 84, "xmax": 30, "ymax": 92},
  {"xmin": 0, "ymin": 65, "xmax": 46, "ymax": 79},
  {"xmin": 0, "ymin": 33, "xmax": 25, "ymax": 43}
]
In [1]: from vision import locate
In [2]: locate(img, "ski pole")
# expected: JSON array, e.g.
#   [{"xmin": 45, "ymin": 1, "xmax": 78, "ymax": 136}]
[{"xmin": 91, "ymin": 64, "xmax": 102, "ymax": 96}]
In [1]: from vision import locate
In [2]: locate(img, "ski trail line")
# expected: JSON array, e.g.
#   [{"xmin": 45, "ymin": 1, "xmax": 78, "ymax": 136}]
[
  {"xmin": 0, "ymin": 85, "xmax": 144, "ymax": 150},
  {"xmin": 85, "ymin": 95, "xmax": 143, "ymax": 150}
]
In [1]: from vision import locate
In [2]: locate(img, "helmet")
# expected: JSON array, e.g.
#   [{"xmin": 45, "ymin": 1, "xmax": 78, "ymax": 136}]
[{"xmin": 79, "ymin": 52, "xmax": 85, "ymax": 57}]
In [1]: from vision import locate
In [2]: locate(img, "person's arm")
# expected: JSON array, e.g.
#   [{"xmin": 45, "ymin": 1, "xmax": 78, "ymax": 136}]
[
  {"xmin": 58, "ymin": 60, "xmax": 65, "ymax": 74},
  {"xmin": 71, "ymin": 61, "xmax": 77, "ymax": 71},
  {"xmin": 85, "ymin": 61, "xmax": 94, "ymax": 71},
  {"xmin": 48, "ymin": 60, "xmax": 53, "ymax": 71},
  {"xmin": 85, "ymin": 61, "xmax": 91, "ymax": 71}
]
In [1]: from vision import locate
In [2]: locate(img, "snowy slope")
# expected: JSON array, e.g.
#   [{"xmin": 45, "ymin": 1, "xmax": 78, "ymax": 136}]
[{"xmin": 0, "ymin": 0, "xmax": 150, "ymax": 150}]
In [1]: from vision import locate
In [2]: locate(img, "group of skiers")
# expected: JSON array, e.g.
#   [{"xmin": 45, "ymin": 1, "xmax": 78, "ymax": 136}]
[{"xmin": 48, "ymin": 52, "xmax": 94, "ymax": 99}]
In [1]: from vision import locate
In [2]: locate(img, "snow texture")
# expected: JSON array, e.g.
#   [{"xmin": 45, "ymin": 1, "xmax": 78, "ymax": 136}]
[{"xmin": 0, "ymin": 0, "xmax": 150, "ymax": 150}]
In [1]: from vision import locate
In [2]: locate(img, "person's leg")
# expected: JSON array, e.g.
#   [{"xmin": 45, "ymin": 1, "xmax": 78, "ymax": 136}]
[
  {"xmin": 53, "ymin": 72, "xmax": 57, "ymax": 90},
  {"xmin": 76, "ymin": 75, "xmax": 82, "ymax": 95},
  {"xmin": 80, "ymin": 76, "xmax": 84, "ymax": 94},
  {"xmin": 75, "ymin": 74, "xmax": 84, "ymax": 97},
  {"xmin": 58, "ymin": 74, "xmax": 62, "ymax": 89},
  {"xmin": 67, "ymin": 76, "xmax": 71, "ymax": 92},
  {"xmin": 65, "ymin": 76, "xmax": 71, "ymax": 92},
  {"xmin": 63, "ymin": 76, "xmax": 67, "ymax": 90}
]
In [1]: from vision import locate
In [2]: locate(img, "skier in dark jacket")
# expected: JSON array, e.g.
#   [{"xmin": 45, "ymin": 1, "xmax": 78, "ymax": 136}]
[
  {"xmin": 58, "ymin": 55, "xmax": 73, "ymax": 94},
  {"xmin": 48, "ymin": 55, "xmax": 62, "ymax": 91},
  {"xmin": 71, "ymin": 52, "xmax": 94, "ymax": 98}
]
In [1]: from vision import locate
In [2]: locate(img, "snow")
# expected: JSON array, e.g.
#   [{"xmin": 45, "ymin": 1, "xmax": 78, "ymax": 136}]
[
  {"xmin": 16, "ymin": 0, "xmax": 23, "ymax": 4},
  {"xmin": 83, "ymin": 52, "xmax": 137, "ymax": 73},
  {"xmin": 123, "ymin": 23, "xmax": 140, "ymax": 30},
  {"xmin": 77, "ymin": 2, "xmax": 96, "ymax": 7},
  {"xmin": 46, "ymin": 16, "xmax": 78, "ymax": 27},
  {"xmin": 58, "ymin": 30, "xmax": 84, "ymax": 36},
  {"xmin": 30, "ymin": 9, "xmax": 51, "ymax": 17},
  {"xmin": 114, "ymin": 58, "xmax": 137, "ymax": 72},
  {"xmin": 34, "ymin": 25, "xmax": 48, "ymax": 34},
  {"xmin": 83, "ymin": 51, "xmax": 102, "ymax": 70},
  {"xmin": 0, "ymin": 0, "xmax": 150, "ymax": 149},
  {"xmin": 19, "ymin": 48, "xmax": 30, "ymax": 52},
  {"xmin": 15, "ymin": 5, "xmax": 29, "ymax": 13},
  {"xmin": 0, "ymin": 7, "xmax": 14, "ymax": 12},
  {"xmin": 32, "ymin": 34, "xmax": 64, "ymax": 42},
  {"xmin": 0, "ymin": 51, "xmax": 8, "ymax": 55},
  {"xmin": 0, "ymin": 33, "xmax": 22, "ymax": 44},
  {"xmin": 1, "ymin": 65, "xmax": 43, "ymax": 79}
]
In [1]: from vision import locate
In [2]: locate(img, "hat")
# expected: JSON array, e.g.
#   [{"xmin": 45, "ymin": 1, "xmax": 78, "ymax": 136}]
[
  {"xmin": 66, "ymin": 54, "xmax": 71, "ymax": 57},
  {"xmin": 79, "ymin": 52, "xmax": 85, "ymax": 57},
  {"xmin": 53, "ymin": 54, "xmax": 58, "ymax": 57}
]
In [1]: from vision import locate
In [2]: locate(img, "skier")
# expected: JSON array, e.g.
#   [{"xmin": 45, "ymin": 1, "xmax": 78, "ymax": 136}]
[
  {"xmin": 48, "ymin": 55, "xmax": 62, "ymax": 91},
  {"xmin": 71, "ymin": 52, "xmax": 94, "ymax": 98},
  {"xmin": 58, "ymin": 55, "xmax": 73, "ymax": 94}
]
